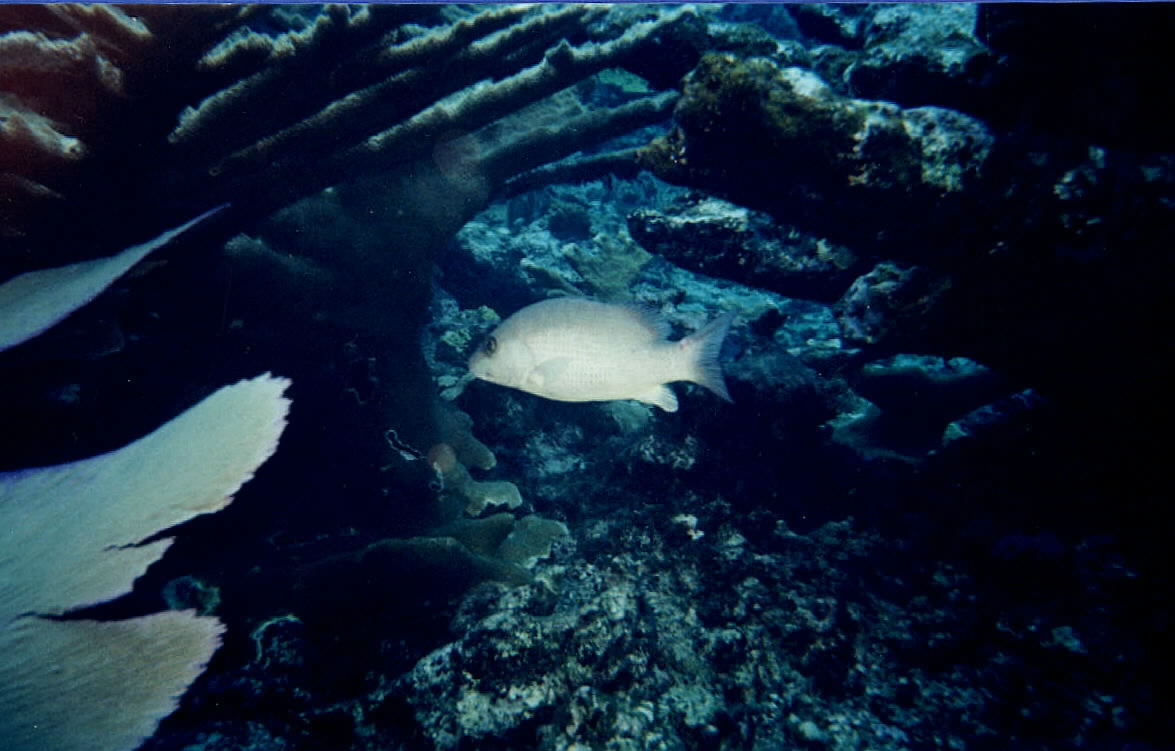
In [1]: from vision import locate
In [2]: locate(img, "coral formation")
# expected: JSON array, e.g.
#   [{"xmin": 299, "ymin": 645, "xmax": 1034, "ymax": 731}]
[
  {"xmin": 1, "ymin": 5, "xmax": 1172, "ymax": 751},
  {"xmin": 1, "ymin": 2, "xmax": 706, "ymax": 546},
  {"xmin": 0, "ymin": 373, "xmax": 289, "ymax": 751},
  {"xmin": 640, "ymin": 52, "xmax": 994, "ymax": 255},
  {"xmin": 834, "ymin": 261, "xmax": 952, "ymax": 350},
  {"xmin": 1, "ymin": 4, "xmax": 702, "ymax": 261},
  {"xmin": 628, "ymin": 197, "xmax": 860, "ymax": 301},
  {"xmin": 0, "ymin": 206, "xmax": 223, "ymax": 352}
]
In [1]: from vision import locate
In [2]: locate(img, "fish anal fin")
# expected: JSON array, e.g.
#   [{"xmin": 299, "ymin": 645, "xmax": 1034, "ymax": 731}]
[{"xmin": 637, "ymin": 385, "xmax": 678, "ymax": 412}]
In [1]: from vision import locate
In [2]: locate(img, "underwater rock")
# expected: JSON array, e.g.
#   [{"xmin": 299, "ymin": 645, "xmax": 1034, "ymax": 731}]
[
  {"xmin": 628, "ymin": 197, "xmax": 861, "ymax": 301},
  {"xmin": 562, "ymin": 234, "xmax": 653, "ymax": 301},
  {"xmin": 846, "ymin": 4, "xmax": 996, "ymax": 114},
  {"xmin": 717, "ymin": 4, "xmax": 804, "ymax": 46},
  {"xmin": 787, "ymin": 3, "xmax": 869, "ymax": 49},
  {"xmin": 393, "ymin": 516, "xmax": 995, "ymax": 751},
  {"xmin": 160, "ymin": 575, "xmax": 222, "ymax": 617},
  {"xmin": 641, "ymin": 53, "xmax": 994, "ymax": 259},
  {"xmin": 832, "ymin": 354, "xmax": 1014, "ymax": 459},
  {"xmin": 942, "ymin": 387, "xmax": 1046, "ymax": 450},
  {"xmin": 545, "ymin": 198, "xmax": 594, "ymax": 241},
  {"xmin": 853, "ymin": 355, "xmax": 1009, "ymax": 418},
  {"xmin": 835, "ymin": 261, "xmax": 952, "ymax": 351}
]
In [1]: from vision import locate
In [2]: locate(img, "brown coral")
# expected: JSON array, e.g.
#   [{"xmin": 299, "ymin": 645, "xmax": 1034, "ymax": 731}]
[{"xmin": 1, "ymin": 4, "xmax": 698, "ymax": 268}]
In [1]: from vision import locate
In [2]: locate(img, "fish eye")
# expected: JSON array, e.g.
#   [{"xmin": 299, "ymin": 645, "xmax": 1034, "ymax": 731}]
[{"xmin": 482, "ymin": 335, "xmax": 497, "ymax": 356}]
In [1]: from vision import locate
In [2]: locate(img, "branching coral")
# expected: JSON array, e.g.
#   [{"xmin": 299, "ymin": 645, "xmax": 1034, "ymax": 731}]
[
  {"xmin": 1, "ymin": 2, "xmax": 707, "ymax": 537},
  {"xmin": 1, "ymin": 4, "xmax": 702, "ymax": 266}
]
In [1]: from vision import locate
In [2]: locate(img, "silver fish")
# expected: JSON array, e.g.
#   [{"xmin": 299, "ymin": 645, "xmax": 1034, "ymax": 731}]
[{"xmin": 468, "ymin": 298, "xmax": 733, "ymax": 412}]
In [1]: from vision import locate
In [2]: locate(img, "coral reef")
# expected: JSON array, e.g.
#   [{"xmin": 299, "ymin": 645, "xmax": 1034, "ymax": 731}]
[
  {"xmin": 0, "ymin": 6, "xmax": 706, "ymax": 748},
  {"xmin": 1, "ymin": 5, "xmax": 701, "ymax": 260},
  {"xmin": 639, "ymin": 51, "xmax": 994, "ymax": 256},
  {"xmin": 395, "ymin": 519, "xmax": 973, "ymax": 751},
  {"xmin": 0, "ymin": 2, "xmax": 707, "ymax": 524},
  {"xmin": 634, "ymin": 21, "xmax": 1173, "ymax": 427},
  {"xmin": 1, "ymin": 4, "xmax": 1172, "ymax": 751},
  {"xmin": 834, "ymin": 260, "xmax": 952, "ymax": 351},
  {"xmin": 628, "ymin": 196, "xmax": 861, "ymax": 301}
]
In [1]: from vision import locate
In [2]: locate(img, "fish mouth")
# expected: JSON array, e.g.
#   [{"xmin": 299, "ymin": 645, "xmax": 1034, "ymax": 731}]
[
  {"xmin": 470, "ymin": 369, "xmax": 497, "ymax": 384},
  {"xmin": 467, "ymin": 358, "xmax": 492, "ymax": 383}
]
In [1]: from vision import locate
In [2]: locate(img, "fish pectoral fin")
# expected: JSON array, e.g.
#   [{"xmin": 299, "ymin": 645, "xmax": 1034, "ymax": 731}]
[
  {"xmin": 528, "ymin": 357, "xmax": 573, "ymax": 389},
  {"xmin": 637, "ymin": 385, "xmax": 678, "ymax": 412}
]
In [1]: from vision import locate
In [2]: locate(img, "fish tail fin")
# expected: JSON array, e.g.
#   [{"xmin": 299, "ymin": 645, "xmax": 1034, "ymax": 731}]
[{"xmin": 680, "ymin": 311, "xmax": 734, "ymax": 403}]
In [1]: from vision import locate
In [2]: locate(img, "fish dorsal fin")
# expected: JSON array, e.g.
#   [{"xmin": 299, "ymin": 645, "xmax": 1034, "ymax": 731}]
[
  {"xmin": 637, "ymin": 384, "xmax": 678, "ymax": 412},
  {"xmin": 620, "ymin": 303, "xmax": 671, "ymax": 341}
]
